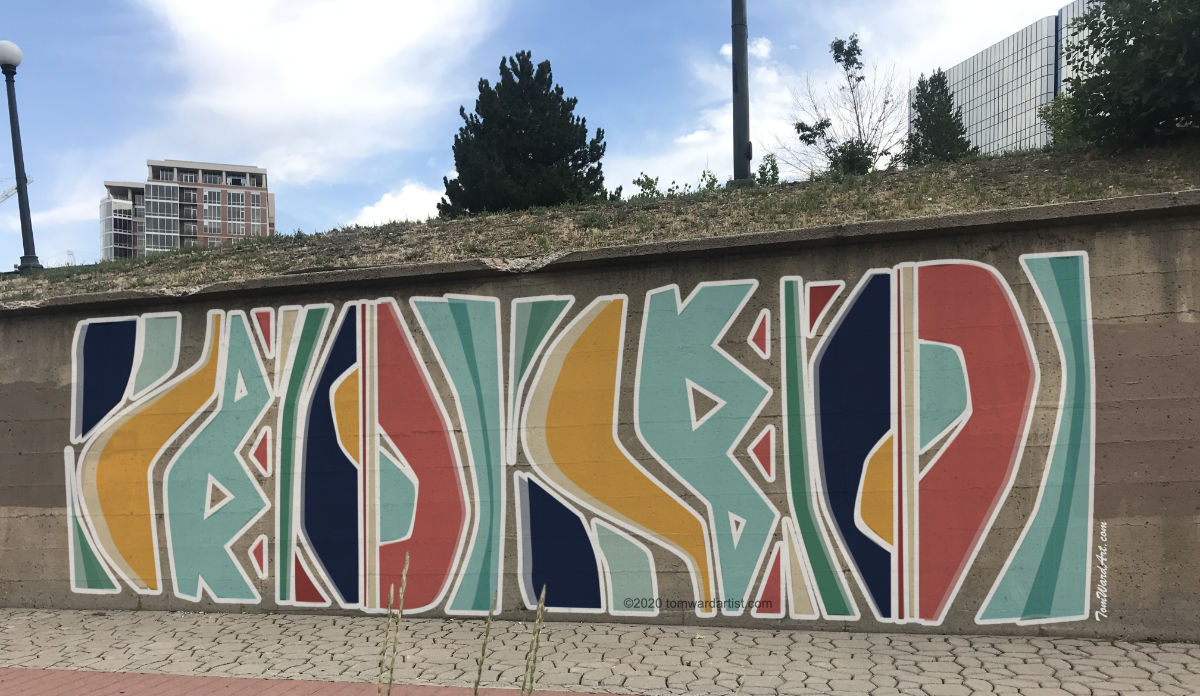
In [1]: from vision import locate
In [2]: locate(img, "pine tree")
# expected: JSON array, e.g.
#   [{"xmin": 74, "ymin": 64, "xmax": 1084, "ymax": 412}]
[
  {"xmin": 900, "ymin": 69, "xmax": 976, "ymax": 168},
  {"xmin": 439, "ymin": 51, "xmax": 607, "ymax": 218}
]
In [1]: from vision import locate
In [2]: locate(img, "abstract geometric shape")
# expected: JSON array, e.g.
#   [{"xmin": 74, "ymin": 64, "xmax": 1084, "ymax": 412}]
[
  {"xmin": 165, "ymin": 311, "xmax": 272, "ymax": 603},
  {"xmin": 979, "ymin": 251, "xmax": 1095, "ymax": 625},
  {"xmin": 813, "ymin": 271, "xmax": 895, "ymax": 619},
  {"xmin": 523, "ymin": 296, "xmax": 716, "ymax": 611},
  {"xmin": 781, "ymin": 519, "xmax": 818, "ymax": 619},
  {"xmin": 250, "ymin": 428, "xmax": 271, "ymax": 477},
  {"xmin": 637, "ymin": 281, "xmax": 779, "ymax": 615},
  {"xmin": 203, "ymin": 475, "xmax": 233, "ymax": 521},
  {"xmin": 300, "ymin": 305, "xmax": 361, "ymax": 606},
  {"xmin": 747, "ymin": 425, "xmax": 775, "ymax": 481},
  {"xmin": 918, "ymin": 341, "xmax": 970, "ymax": 452},
  {"xmin": 377, "ymin": 450, "xmax": 418, "ymax": 544},
  {"xmin": 131, "ymin": 313, "xmax": 180, "ymax": 399},
  {"xmin": 64, "ymin": 448, "xmax": 118, "ymax": 594},
  {"xmin": 751, "ymin": 543, "xmax": 785, "ymax": 618},
  {"xmin": 293, "ymin": 552, "xmax": 330, "ymax": 606},
  {"xmin": 508, "ymin": 296, "xmax": 573, "ymax": 464},
  {"xmin": 275, "ymin": 305, "xmax": 332, "ymax": 604},
  {"xmin": 594, "ymin": 520, "xmax": 658, "ymax": 617},
  {"xmin": 411, "ymin": 295, "xmax": 505, "ymax": 615},
  {"xmin": 250, "ymin": 535, "xmax": 267, "ymax": 580},
  {"xmin": 252, "ymin": 308, "xmax": 274, "ymax": 357},
  {"xmin": 911, "ymin": 261, "xmax": 1036, "ymax": 624},
  {"xmin": 814, "ymin": 262, "xmax": 1037, "ymax": 625},
  {"xmin": 515, "ymin": 473, "xmax": 603, "ymax": 612},
  {"xmin": 779, "ymin": 277, "xmax": 857, "ymax": 619},
  {"xmin": 373, "ymin": 299, "xmax": 469, "ymax": 613},
  {"xmin": 76, "ymin": 311, "xmax": 225, "ymax": 594},
  {"xmin": 72, "ymin": 317, "xmax": 137, "ymax": 441},
  {"xmin": 806, "ymin": 281, "xmax": 844, "ymax": 337},
  {"xmin": 686, "ymin": 378, "xmax": 726, "ymax": 431},
  {"xmin": 748, "ymin": 308, "xmax": 771, "ymax": 360}
]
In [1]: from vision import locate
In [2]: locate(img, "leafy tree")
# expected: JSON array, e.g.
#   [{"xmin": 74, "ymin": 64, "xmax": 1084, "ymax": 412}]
[
  {"xmin": 784, "ymin": 34, "xmax": 906, "ymax": 177},
  {"xmin": 900, "ymin": 69, "xmax": 976, "ymax": 167},
  {"xmin": 1057, "ymin": 0, "xmax": 1200, "ymax": 146},
  {"xmin": 754, "ymin": 153, "xmax": 780, "ymax": 185},
  {"xmin": 1037, "ymin": 93, "xmax": 1087, "ymax": 148},
  {"xmin": 439, "ymin": 51, "xmax": 607, "ymax": 218}
]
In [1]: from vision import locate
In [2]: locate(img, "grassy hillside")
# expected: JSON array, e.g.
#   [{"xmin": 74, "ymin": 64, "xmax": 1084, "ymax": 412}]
[{"xmin": 2, "ymin": 140, "xmax": 1198, "ymax": 307}]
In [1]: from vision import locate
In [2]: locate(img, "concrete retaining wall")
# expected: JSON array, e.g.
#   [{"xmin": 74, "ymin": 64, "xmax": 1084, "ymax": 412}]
[{"xmin": 2, "ymin": 191, "xmax": 1198, "ymax": 640}]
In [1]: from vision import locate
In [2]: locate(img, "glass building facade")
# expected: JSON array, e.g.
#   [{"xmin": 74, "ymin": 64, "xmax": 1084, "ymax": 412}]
[
  {"xmin": 911, "ymin": 0, "xmax": 1092, "ymax": 156},
  {"xmin": 100, "ymin": 160, "xmax": 275, "ymax": 260}
]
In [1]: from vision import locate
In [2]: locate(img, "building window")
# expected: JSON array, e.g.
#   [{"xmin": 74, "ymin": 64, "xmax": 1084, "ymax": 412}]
[
  {"xmin": 179, "ymin": 170, "xmax": 197, "ymax": 183},
  {"xmin": 203, "ymin": 171, "xmax": 222, "ymax": 185},
  {"xmin": 206, "ymin": 237, "xmax": 224, "ymax": 247},
  {"xmin": 228, "ymin": 222, "xmax": 246, "ymax": 235},
  {"xmin": 204, "ymin": 219, "xmax": 222, "ymax": 236}
]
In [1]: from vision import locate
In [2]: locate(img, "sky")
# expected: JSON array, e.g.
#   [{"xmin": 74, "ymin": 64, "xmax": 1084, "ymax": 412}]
[{"xmin": 0, "ymin": 0, "xmax": 1074, "ymax": 267}]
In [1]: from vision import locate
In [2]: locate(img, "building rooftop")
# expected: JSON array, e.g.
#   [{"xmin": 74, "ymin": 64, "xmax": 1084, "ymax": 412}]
[
  {"xmin": 103, "ymin": 181, "xmax": 146, "ymax": 190},
  {"xmin": 148, "ymin": 159, "xmax": 267, "ymax": 174}
]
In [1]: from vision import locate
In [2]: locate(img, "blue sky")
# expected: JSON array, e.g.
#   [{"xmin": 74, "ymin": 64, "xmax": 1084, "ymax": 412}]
[{"xmin": 1, "ymin": 0, "xmax": 1070, "ymax": 267}]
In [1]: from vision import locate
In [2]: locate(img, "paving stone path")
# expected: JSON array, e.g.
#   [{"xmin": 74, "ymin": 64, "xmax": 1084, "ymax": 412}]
[{"xmin": 0, "ymin": 608, "xmax": 1197, "ymax": 695}]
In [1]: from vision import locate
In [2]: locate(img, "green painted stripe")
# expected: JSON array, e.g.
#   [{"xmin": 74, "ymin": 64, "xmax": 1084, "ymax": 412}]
[
  {"xmin": 132, "ymin": 314, "xmax": 179, "ymax": 397},
  {"xmin": 782, "ymin": 279, "xmax": 856, "ymax": 617},
  {"xmin": 277, "ymin": 307, "xmax": 330, "ymax": 602}
]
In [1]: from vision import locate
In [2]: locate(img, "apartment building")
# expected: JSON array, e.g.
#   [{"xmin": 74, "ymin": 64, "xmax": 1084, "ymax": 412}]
[
  {"xmin": 101, "ymin": 160, "xmax": 275, "ymax": 260},
  {"xmin": 910, "ymin": 0, "xmax": 1089, "ymax": 155}
]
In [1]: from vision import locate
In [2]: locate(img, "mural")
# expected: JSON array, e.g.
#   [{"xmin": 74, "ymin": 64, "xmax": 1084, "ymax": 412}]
[{"xmin": 64, "ymin": 252, "xmax": 1096, "ymax": 626}]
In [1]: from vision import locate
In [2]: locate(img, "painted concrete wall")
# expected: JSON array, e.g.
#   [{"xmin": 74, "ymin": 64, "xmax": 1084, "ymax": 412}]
[{"xmin": 2, "ymin": 192, "xmax": 1198, "ymax": 640}]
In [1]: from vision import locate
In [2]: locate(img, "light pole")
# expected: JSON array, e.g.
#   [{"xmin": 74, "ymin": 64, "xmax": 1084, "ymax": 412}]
[
  {"xmin": 730, "ymin": 0, "xmax": 752, "ymax": 185},
  {"xmin": 0, "ymin": 40, "xmax": 41, "ymax": 273}
]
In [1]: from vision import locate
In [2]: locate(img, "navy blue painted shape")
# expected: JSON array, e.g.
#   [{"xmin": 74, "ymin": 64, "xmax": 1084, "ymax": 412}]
[
  {"xmin": 523, "ymin": 477, "xmax": 602, "ymax": 610},
  {"xmin": 78, "ymin": 319, "xmax": 137, "ymax": 439},
  {"xmin": 813, "ymin": 272, "xmax": 893, "ymax": 618},
  {"xmin": 302, "ymin": 309, "xmax": 360, "ymax": 605}
]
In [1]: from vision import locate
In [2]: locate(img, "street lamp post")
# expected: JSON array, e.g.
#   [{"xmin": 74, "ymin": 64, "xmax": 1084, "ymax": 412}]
[
  {"xmin": 730, "ymin": 0, "xmax": 752, "ymax": 185},
  {"xmin": 0, "ymin": 40, "xmax": 41, "ymax": 273}
]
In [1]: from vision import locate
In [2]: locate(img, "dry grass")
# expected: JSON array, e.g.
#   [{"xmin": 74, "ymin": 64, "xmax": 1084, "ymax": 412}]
[{"xmin": 3, "ymin": 140, "xmax": 1198, "ymax": 307}]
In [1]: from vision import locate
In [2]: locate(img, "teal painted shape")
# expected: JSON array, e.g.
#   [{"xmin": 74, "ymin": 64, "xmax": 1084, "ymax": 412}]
[
  {"xmin": 512, "ymin": 298, "xmax": 571, "ymax": 392},
  {"xmin": 166, "ymin": 314, "xmax": 271, "ymax": 602},
  {"xmin": 636, "ymin": 282, "xmax": 776, "ymax": 607},
  {"xmin": 980, "ymin": 253, "xmax": 1094, "ymax": 623},
  {"xmin": 132, "ymin": 314, "xmax": 179, "ymax": 397},
  {"xmin": 595, "ymin": 522, "xmax": 657, "ymax": 615},
  {"xmin": 412, "ymin": 296, "xmax": 504, "ymax": 613},
  {"xmin": 918, "ymin": 341, "xmax": 969, "ymax": 451},
  {"xmin": 67, "ymin": 481, "xmax": 117, "ymax": 592},
  {"xmin": 378, "ymin": 451, "xmax": 418, "ymax": 544}
]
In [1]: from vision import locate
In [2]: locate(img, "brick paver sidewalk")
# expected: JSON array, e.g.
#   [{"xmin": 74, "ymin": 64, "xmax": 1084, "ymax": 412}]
[{"xmin": 1, "ymin": 608, "xmax": 1197, "ymax": 695}]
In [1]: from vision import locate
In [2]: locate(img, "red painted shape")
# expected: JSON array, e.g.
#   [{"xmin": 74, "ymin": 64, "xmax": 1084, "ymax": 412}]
[
  {"xmin": 375, "ymin": 301, "xmax": 469, "ymax": 612},
  {"xmin": 752, "ymin": 545, "xmax": 785, "ymax": 618},
  {"xmin": 749, "ymin": 311, "xmax": 770, "ymax": 358},
  {"xmin": 252, "ymin": 309, "xmax": 273, "ymax": 354},
  {"xmin": 251, "ymin": 428, "xmax": 271, "ymax": 476},
  {"xmin": 915, "ymin": 263, "xmax": 1035, "ymax": 623},
  {"xmin": 294, "ymin": 554, "xmax": 328, "ymax": 605},
  {"xmin": 750, "ymin": 427, "xmax": 773, "ymax": 480},
  {"xmin": 807, "ymin": 283, "xmax": 843, "ymax": 333},
  {"xmin": 250, "ymin": 537, "xmax": 266, "ymax": 578}
]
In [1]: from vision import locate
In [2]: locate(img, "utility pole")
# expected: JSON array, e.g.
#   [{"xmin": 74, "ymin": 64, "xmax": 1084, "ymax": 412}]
[{"xmin": 731, "ymin": 0, "xmax": 752, "ymax": 185}]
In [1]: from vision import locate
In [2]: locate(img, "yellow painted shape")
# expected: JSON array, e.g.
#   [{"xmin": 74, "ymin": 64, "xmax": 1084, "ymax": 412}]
[
  {"xmin": 87, "ymin": 313, "xmax": 223, "ymax": 591},
  {"xmin": 540, "ymin": 300, "xmax": 716, "ymax": 603},
  {"xmin": 332, "ymin": 366, "xmax": 361, "ymax": 465},
  {"xmin": 859, "ymin": 432, "xmax": 894, "ymax": 546}
]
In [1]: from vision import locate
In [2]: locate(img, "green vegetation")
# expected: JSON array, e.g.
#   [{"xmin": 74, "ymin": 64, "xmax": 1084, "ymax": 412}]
[
  {"xmin": 1050, "ymin": 0, "xmax": 1200, "ymax": 147},
  {"xmin": 438, "ymin": 51, "xmax": 609, "ymax": 218},
  {"xmin": 2, "ymin": 140, "xmax": 1197, "ymax": 306},
  {"xmin": 901, "ymin": 69, "xmax": 977, "ymax": 167},
  {"xmin": 790, "ymin": 34, "xmax": 905, "ymax": 176}
]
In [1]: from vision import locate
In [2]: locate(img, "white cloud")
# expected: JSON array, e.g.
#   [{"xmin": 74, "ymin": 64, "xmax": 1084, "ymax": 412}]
[
  {"xmin": 350, "ymin": 182, "xmax": 442, "ymax": 226},
  {"xmin": 749, "ymin": 38, "xmax": 773, "ymax": 60},
  {"xmin": 135, "ymin": 0, "xmax": 503, "ymax": 185}
]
